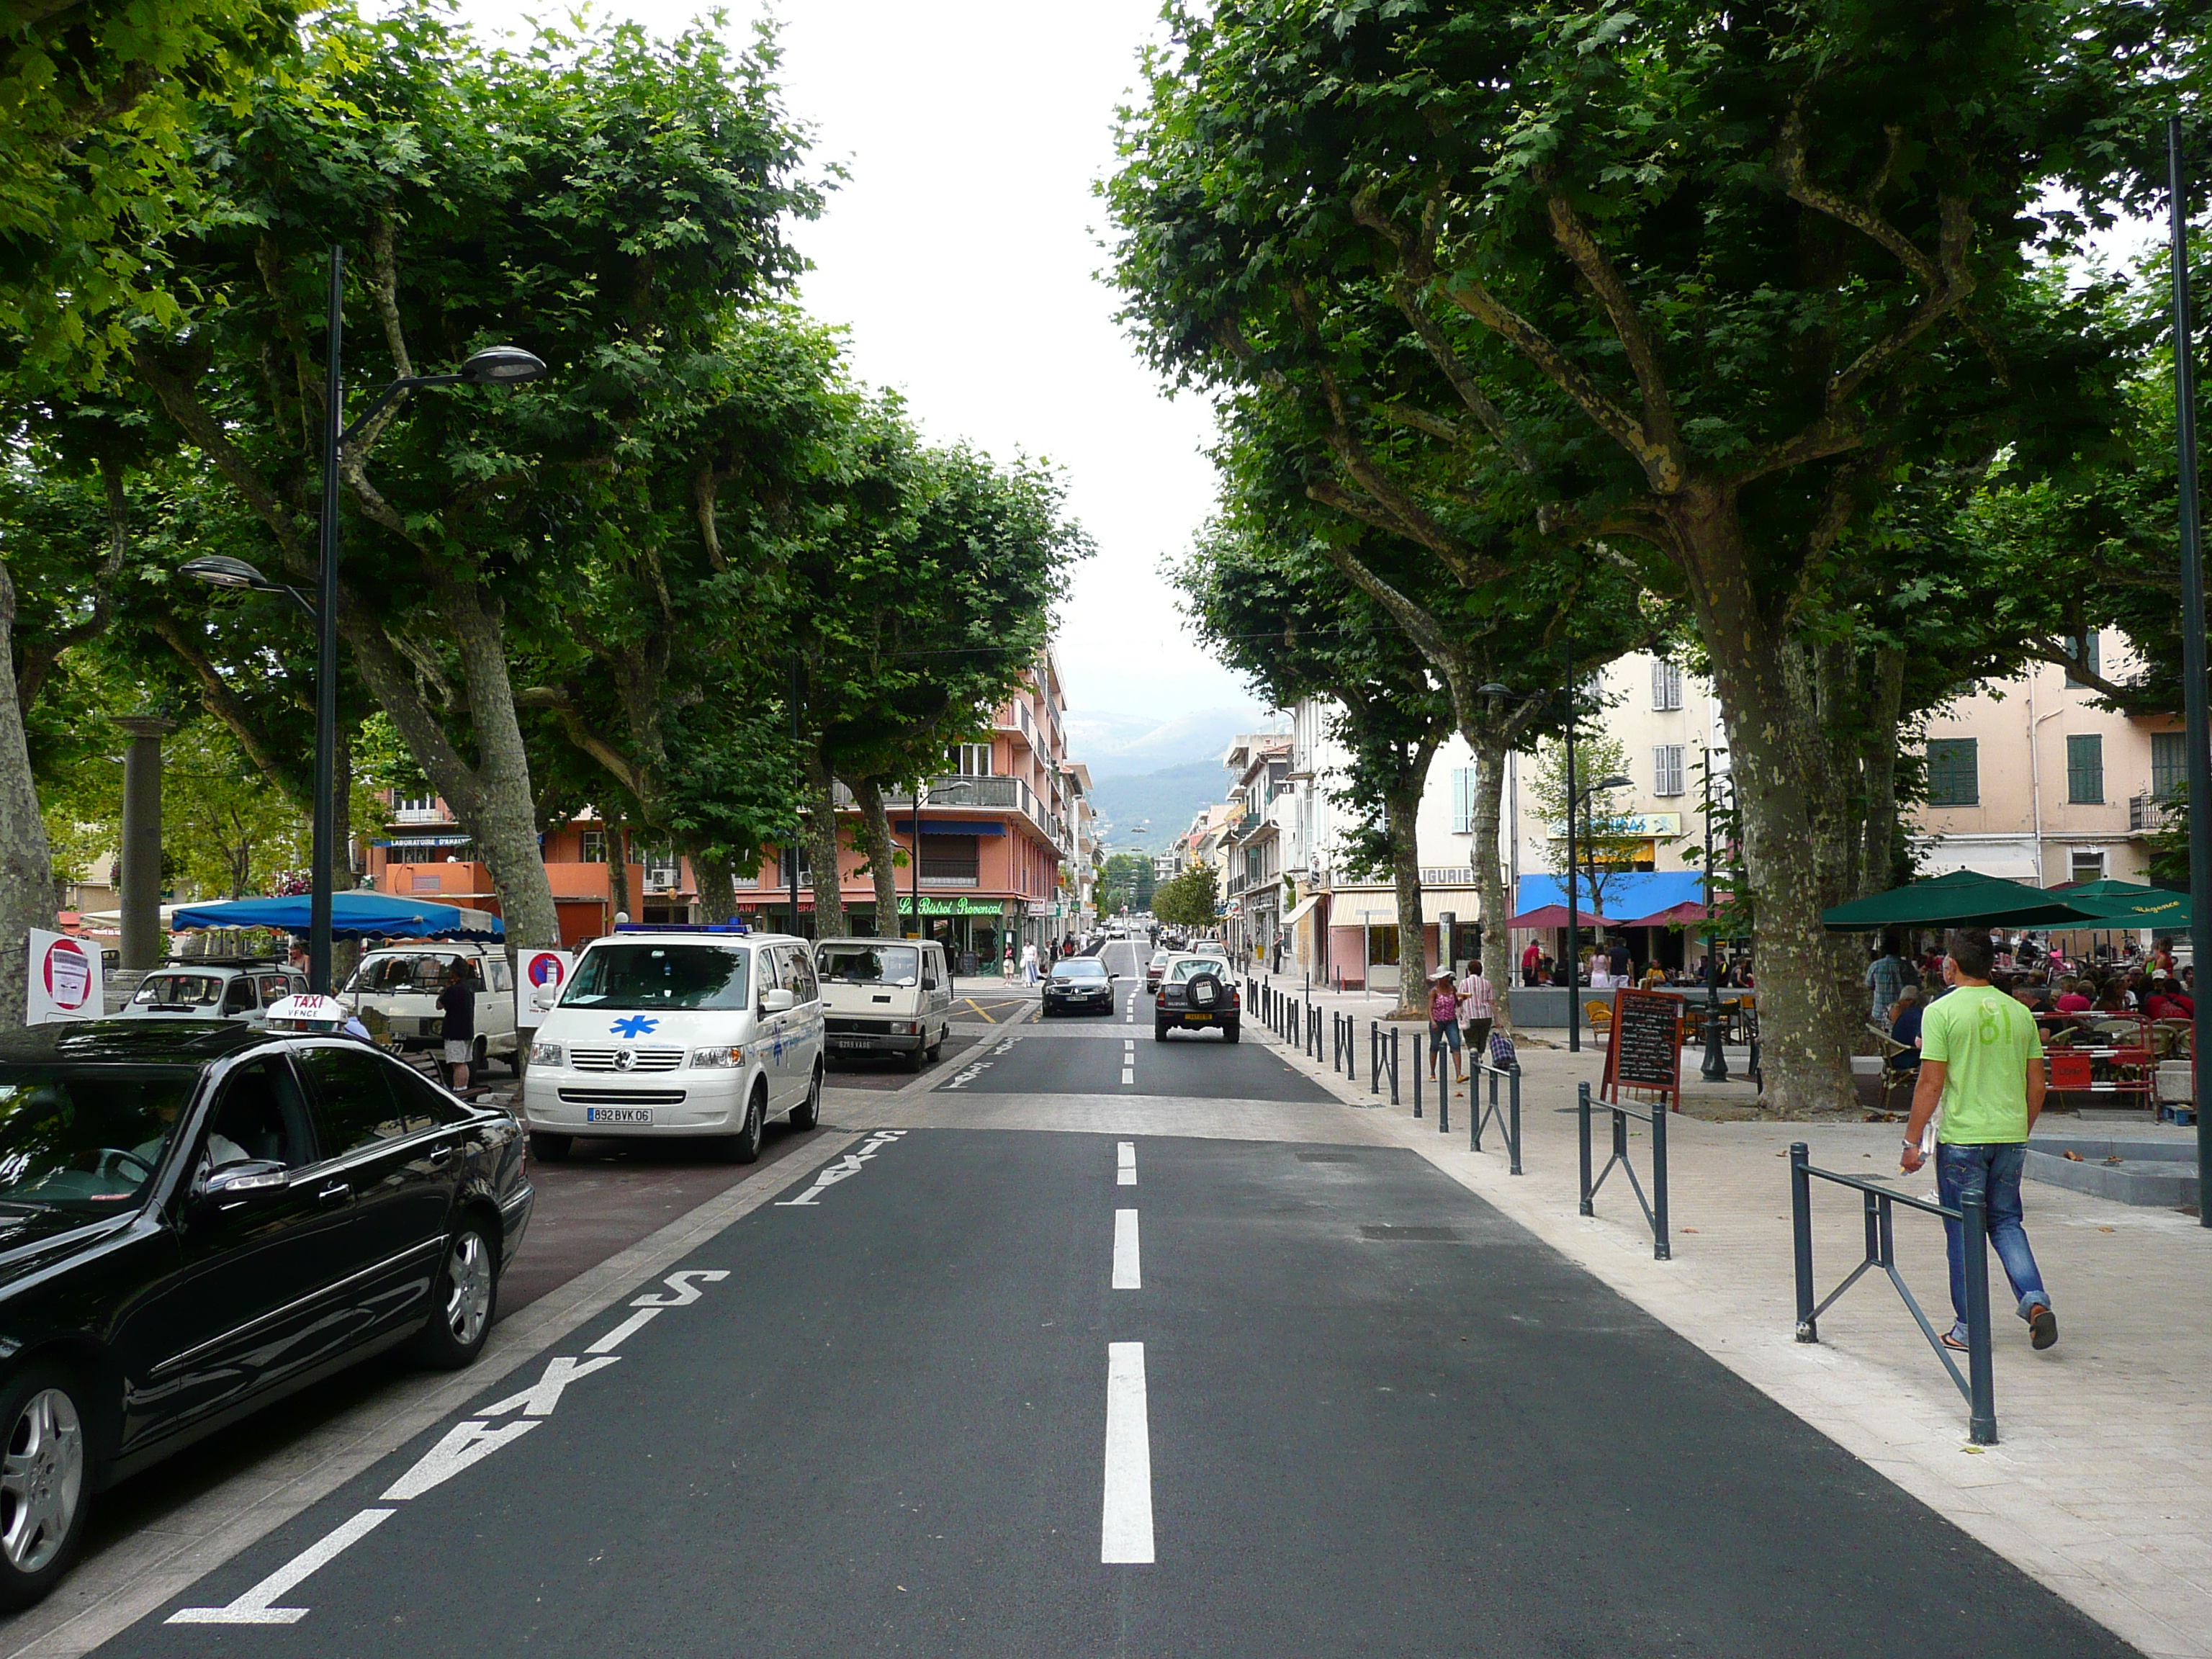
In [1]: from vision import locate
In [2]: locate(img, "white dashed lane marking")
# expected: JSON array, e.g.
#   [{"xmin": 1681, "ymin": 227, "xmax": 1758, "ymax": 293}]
[
  {"xmin": 1112, "ymin": 1208, "xmax": 1141, "ymax": 1289},
  {"xmin": 1117, "ymin": 1141, "xmax": 1136, "ymax": 1186},
  {"xmin": 1102, "ymin": 1342, "xmax": 1156, "ymax": 1564}
]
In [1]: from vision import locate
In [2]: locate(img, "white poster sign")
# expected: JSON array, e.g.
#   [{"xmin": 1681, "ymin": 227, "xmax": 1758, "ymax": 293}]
[
  {"xmin": 516, "ymin": 949, "xmax": 575, "ymax": 1029},
  {"xmin": 27, "ymin": 929, "xmax": 102, "ymax": 1025}
]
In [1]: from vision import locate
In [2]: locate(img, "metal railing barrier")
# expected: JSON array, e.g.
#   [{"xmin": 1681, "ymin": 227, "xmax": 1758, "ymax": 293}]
[
  {"xmin": 1789, "ymin": 1142, "xmax": 1996, "ymax": 1444},
  {"xmin": 1578, "ymin": 1080, "xmax": 1671, "ymax": 1261},
  {"xmin": 1387, "ymin": 1026, "xmax": 1401, "ymax": 1106},
  {"xmin": 1370, "ymin": 1021, "xmax": 1381, "ymax": 1097},
  {"xmin": 1473, "ymin": 1059, "xmax": 1524, "ymax": 1174}
]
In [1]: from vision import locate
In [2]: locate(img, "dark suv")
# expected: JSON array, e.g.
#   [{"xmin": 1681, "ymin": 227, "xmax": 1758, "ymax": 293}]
[
  {"xmin": 0, "ymin": 1020, "xmax": 531, "ymax": 1609},
  {"xmin": 1154, "ymin": 955, "xmax": 1241, "ymax": 1041}
]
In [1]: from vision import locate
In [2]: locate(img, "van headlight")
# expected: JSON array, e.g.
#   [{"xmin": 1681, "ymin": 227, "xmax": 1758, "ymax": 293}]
[
  {"xmin": 529, "ymin": 1040, "xmax": 564, "ymax": 1066},
  {"xmin": 690, "ymin": 1046, "xmax": 745, "ymax": 1068}
]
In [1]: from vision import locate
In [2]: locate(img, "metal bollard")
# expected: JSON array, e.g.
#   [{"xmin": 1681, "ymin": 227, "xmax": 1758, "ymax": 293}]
[
  {"xmin": 1370, "ymin": 1022, "xmax": 1380, "ymax": 1095},
  {"xmin": 1437, "ymin": 1061, "xmax": 1448, "ymax": 1133},
  {"xmin": 1578, "ymin": 1082, "xmax": 1594, "ymax": 1216},
  {"xmin": 1963, "ymin": 1192, "xmax": 1997, "ymax": 1444},
  {"xmin": 1791, "ymin": 1143, "xmax": 1816, "ymax": 1341},
  {"xmin": 1475, "ymin": 1066, "xmax": 1494, "ymax": 1153},
  {"xmin": 1651, "ymin": 1098, "xmax": 1671, "ymax": 1261},
  {"xmin": 1389, "ymin": 1028, "xmax": 1401, "ymax": 1106},
  {"xmin": 1507, "ymin": 1064, "xmax": 1522, "ymax": 1175},
  {"xmin": 1413, "ymin": 1042, "xmax": 1423, "ymax": 1118}
]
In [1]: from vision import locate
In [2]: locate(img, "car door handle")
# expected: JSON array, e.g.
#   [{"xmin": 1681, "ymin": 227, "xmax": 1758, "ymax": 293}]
[
  {"xmin": 427, "ymin": 1144, "xmax": 455, "ymax": 1166},
  {"xmin": 315, "ymin": 1182, "xmax": 352, "ymax": 1207}
]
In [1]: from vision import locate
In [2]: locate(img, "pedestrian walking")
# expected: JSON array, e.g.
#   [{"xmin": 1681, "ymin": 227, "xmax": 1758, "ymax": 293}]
[
  {"xmin": 439, "ymin": 959, "xmax": 477, "ymax": 1093},
  {"xmin": 1866, "ymin": 940, "xmax": 1907, "ymax": 1026},
  {"xmin": 1021, "ymin": 940, "xmax": 1040, "ymax": 984},
  {"xmin": 1001, "ymin": 947, "xmax": 1016, "ymax": 985},
  {"xmin": 1900, "ymin": 928, "xmax": 2057, "ymax": 1353},
  {"xmin": 1425, "ymin": 968, "xmax": 1466, "ymax": 1083},
  {"xmin": 1455, "ymin": 960, "xmax": 1496, "ymax": 1059}
]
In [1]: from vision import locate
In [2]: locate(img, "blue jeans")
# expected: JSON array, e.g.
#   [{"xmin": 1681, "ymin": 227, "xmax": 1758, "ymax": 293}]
[{"xmin": 1936, "ymin": 1142, "xmax": 2051, "ymax": 1341}]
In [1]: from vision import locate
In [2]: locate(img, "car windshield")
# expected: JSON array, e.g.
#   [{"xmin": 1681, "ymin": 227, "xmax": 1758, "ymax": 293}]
[
  {"xmin": 132, "ymin": 973, "xmax": 225, "ymax": 1008},
  {"xmin": 1169, "ymin": 958, "xmax": 1230, "ymax": 984},
  {"xmin": 348, "ymin": 954, "xmax": 474, "ymax": 994},
  {"xmin": 818, "ymin": 945, "xmax": 920, "ymax": 986},
  {"xmin": 0, "ymin": 1066, "xmax": 201, "ymax": 1210},
  {"xmin": 1149, "ymin": 951, "xmax": 1169, "ymax": 966},
  {"xmin": 562, "ymin": 944, "xmax": 751, "ymax": 1011},
  {"xmin": 1053, "ymin": 959, "xmax": 1108, "ymax": 981}
]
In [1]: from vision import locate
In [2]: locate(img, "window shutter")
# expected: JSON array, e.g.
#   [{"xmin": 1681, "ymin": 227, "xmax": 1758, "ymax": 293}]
[{"xmin": 1450, "ymin": 767, "xmax": 1475, "ymax": 835}]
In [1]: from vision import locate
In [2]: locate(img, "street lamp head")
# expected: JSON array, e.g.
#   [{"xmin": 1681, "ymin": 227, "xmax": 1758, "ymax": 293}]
[
  {"xmin": 181, "ymin": 554, "xmax": 274, "ymax": 591},
  {"xmin": 1593, "ymin": 773, "xmax": 1632, "ymax": 793},
  {"xmin": 459, "ymin": 346, "xmax": 547, "ymax": 385},
  {"xmin": 1476, "ymin": 681, "xmax": 1511, "ymax": 699}
]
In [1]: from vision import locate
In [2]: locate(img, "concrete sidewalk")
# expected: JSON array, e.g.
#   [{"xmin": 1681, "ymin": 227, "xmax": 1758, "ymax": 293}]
[{"xmin": 1244, "ymin": 1005, "xmax": 2212, "ymax": 1659}]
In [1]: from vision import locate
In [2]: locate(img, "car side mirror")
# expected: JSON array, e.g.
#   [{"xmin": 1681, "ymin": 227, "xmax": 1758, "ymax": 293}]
[
  {"xmin": 192, "ymin": 1159, "xmax": 290, "ymax": 1213},
  {"xmin": 531, "ymin": 992, "xmax": 556, "ymax": 1012},
  {"xmin": 760, "ymin": 987, "xmax": 796, "ymax": 1015}
]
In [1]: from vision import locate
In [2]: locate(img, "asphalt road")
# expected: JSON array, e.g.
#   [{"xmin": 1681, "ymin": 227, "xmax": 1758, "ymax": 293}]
[{"xmin": 81, "ymin": 1013, "xmax": 2132, "ymax": 1658}]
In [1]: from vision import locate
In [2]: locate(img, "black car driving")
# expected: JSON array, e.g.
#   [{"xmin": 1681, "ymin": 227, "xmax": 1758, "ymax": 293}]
[
  {"xmin": 0, "ymin": 1019, "xmax": 532, "ymax": 1609},
  {"xmin": 1040, "ymin": 956, "xmax": 1117, "ymax": 1017}
]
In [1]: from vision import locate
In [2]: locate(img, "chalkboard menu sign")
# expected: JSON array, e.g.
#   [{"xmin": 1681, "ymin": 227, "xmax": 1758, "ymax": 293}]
[{"xmin": 1603, "ymin": 989, "xmax": 1683, "ymax": 1112}]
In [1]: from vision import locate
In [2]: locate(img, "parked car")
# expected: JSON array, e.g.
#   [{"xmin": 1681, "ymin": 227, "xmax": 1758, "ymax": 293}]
[
  {"xmin": 815, "ymin": 938, "xmax": 952, "ymax": 1070},
  {"xmin": 1042, "ymin": 956, "xmax": 1117, "ymax": 1017},
  {"xmin": 116, "ymin": 960, "xmax": 305, "ymax": 1025},
  {"xmin": 1143, "ymin": 948, "xmax": 1172, "ymax": 994},
  {"xmin": 521, "ymin": 927, "xmax": 822, "ymax": 1164},
  {"xmin": 0, "ymin": 1017, "xmax": 531, "ymax": 1609},
  {"xmin": 1154, "ymin": 953, "xmax": 1240, "ymax": 1041},
  {"xmin": 344, "ymin": 943, "xmax": 516, "ymax": 1073}
]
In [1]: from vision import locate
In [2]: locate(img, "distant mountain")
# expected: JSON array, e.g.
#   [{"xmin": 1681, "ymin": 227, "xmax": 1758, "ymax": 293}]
[
  {"xmin": 1068, "ymin": 704, "xmax": 1274, "ymax": 776},
  {"xmin": 1089, "ymin": 760, "xmax": 1236, "ymax": 852}
]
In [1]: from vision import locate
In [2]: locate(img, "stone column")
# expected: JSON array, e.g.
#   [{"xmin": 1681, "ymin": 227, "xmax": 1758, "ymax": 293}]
[{"xmin": 116, "ymin": 715, "xmax": 175, "ymax": 971}]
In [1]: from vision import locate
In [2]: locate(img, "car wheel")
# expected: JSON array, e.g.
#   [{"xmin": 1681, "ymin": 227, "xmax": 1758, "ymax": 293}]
[
  {"xmin": 927, "ymin": 1029, "xmax": 944, "ymax": 1060},
  {"xmin": 412, "ymin": 1220, "xmax": 499, "ymax": 1370},
  {"xmin": 1223, "ymin": 1021, "xmax": 1241, "ymax": 1043},
  {"xmin": 528, "ymin": 1130, "xmax": 572, "ymax": 1162},
  {"xmin": 0, "ymin": 1365, "xmax": 91, "ymax": 1611},
  {"xmin": 1154, "ymin": 1022, "xmax": 1170, "ymax": 1042},
  {"xmin": 717, "ymin": 1087, "xmax": 765, "ymax": 1164},
  {"xmin": 790, "ymin": 1066, "xmax": 822, "ymax": 1130}
]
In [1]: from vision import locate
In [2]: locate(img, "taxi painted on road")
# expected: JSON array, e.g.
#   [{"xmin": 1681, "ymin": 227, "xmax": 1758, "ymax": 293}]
[{"xmin": 521, "ymin": 926, "xmax": 822, "ymax": 1164}]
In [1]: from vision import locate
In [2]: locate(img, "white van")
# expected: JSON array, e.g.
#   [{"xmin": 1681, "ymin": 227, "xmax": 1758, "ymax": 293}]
[
  {"xmin": 519, "ymin": 927, "xmax": 822, "ymax": 1164},
  {"xmin": 814, "ymin": 938, "xmax": 953, "ymax": 1071},
  {"xmin": 343, "ymin": 942, "xmax": 516, "ymax": 1071}
]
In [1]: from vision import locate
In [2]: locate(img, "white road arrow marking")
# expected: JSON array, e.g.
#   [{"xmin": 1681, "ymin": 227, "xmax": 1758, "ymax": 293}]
[
  {"xmin": 585, "ymin": 1305, "xmax": 664, "ymax": 1353},
  {"xmin": 631, "ymin": 1268, "xmax": 731, "ymax": 1307},
  {"xmin": 477, "ymin": 1354, "xmax": 621, "ymax": 1419},
  {"xmin": 167, "ymin": 1509, "xmax": 395, "ymax": 1624},
  {"xmin": 381, "ymin": 1420, "xmax": 541, "ymax": 1501}
]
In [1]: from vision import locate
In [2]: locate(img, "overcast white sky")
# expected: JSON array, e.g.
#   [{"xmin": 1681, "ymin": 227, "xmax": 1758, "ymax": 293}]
[{"xmin": 447, "ymin": 0, "xmax": 1261, "ymax": 734}]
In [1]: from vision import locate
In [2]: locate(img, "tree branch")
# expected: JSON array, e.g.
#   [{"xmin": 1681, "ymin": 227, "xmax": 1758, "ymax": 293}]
[
  {"xmin": 130, "ymin": 346, "xmax": 313, "ymax": 562},
  {"xmin": 1542, "ymin": 184, "xmax": 1686, "ymax": 475}
]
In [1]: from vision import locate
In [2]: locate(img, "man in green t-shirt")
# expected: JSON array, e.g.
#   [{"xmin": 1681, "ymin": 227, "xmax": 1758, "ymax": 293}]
[{"xmin": 1901, "ymin": 927, "xmax": 2056, "ymax": 1352}]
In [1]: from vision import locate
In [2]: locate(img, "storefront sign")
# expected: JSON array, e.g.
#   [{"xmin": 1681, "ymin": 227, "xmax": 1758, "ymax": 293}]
[{"xmin": 27, "ymin": 929, "xmax": 100, "ymax": 1025}]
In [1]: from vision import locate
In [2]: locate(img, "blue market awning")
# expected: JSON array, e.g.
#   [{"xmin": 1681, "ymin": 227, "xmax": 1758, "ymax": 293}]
[
  {"xmin": 906, "ymin": 820, "xmax": 1006, "ymax": 837},
  {"xmin": 1514, "ymin": 871, "xmax": 1706, "ymax": 920},
  {"xmin": 169, "ymin": 893, "xmax": 505, "ymax": 940}
]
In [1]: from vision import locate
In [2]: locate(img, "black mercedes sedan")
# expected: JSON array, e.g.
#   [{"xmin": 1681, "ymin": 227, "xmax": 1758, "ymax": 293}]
[
  {"xmin": 1040, "ymin": 956, "xmax": 1117, "ymax": 1017},
  {"xmin": 0, "ymin": 1020, "xmax": 532, "ymax": 1609}
]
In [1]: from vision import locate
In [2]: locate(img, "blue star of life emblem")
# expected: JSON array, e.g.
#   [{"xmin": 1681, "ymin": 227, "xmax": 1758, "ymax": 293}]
[{"xmin": 610, "ymin": 1015, "xmax": 659, "ymax": 1038}]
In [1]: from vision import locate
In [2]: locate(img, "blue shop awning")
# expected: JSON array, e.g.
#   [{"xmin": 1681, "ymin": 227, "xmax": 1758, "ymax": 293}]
[
  {"xmin": 907, "ymin": 819, "xmax": 1005, "ymax": 837},
  {"xmin": 1514, "ymin": 871, "xmax": 1705, "ymax": 921}
]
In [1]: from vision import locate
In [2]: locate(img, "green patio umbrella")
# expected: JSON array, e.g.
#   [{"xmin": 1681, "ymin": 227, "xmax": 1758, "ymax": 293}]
[
  {"xmin": 1820, "ymin": 868, "xmax": 2108, "ymax": 932},
  {"xmin": 2050, "ymin": 879, "xmax": 2192, "ymax": 931}
]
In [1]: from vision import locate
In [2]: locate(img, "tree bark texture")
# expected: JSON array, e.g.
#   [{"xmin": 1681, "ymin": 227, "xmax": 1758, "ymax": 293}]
[
  {"xmin": 1385, "ymin": 755, "xmax": 1434, "ymax": 1017},
  {"xmin": 696, "ymin": 853, "xmax": 737, "ymax": 923},
  {"xmin": 850, "ymin": 777, "xmax": 903, "ymax": 938},
  {"xmin": 608, "ymin": 825, "xmax": 631, "ymax": 923},
  {"xmin": 801, "ymin": 743, "xmax": 847, "ymax": 939},
  {"xmin": 0, "ymin": 562, "xmax": 56, "ymax": 1025},
  {"xmin": 1467, "ymin": 737, "xmax": 1516, "ymax": 1033}
]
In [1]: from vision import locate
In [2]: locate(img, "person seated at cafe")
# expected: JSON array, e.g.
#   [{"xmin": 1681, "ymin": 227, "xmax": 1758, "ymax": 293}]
[
  {"xmin": 1641, "ymin": 961, "xmax": 1668, "ymax": 992},
  {"xmin": 2054, "ymin": 976, "xmax": 2093, "ymax": 1015},
  {"xmin": 2147, "ymin": 976, "xmax": 2195, "ymax": 1022},
  {"xmin": 1887, "ymin": 986, "xmax": 1924, "ymax": 1071}
]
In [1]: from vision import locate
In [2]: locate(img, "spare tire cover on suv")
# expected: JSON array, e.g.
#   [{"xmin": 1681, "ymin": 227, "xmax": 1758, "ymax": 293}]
[{"xmin": 1186, "ymin": 971, "xmax": 1223, "ymax": 1010}]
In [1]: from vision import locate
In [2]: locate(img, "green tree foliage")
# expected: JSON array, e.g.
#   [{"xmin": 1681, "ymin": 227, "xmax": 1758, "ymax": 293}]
[
  {"xmin": 1100, "ymin": 851, "xmax": 1154, "ymax": 914},
  {"xmin": 1153, "ymin": 864, "xmax": 1218, "ymax": 930},
  {"xmin": 1107, "ymin": 0, "xmax": 2196, "ymax": 1108}
]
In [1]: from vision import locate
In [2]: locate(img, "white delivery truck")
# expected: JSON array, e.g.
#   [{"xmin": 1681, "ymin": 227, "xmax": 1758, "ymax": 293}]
[{"xmin": 814, "ymin": 938, "xmax": 953, "ymax": 1071}]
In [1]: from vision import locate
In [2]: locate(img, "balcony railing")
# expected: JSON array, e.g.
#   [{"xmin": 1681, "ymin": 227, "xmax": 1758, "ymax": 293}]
[
  {"xmin": 390, "ymin": 806, "xmax": 450, "ymax": 825},
  {"xmin": 920, "ymin": 874, "xmax": 980, "ymax": 888},
  {"xmin": 2131, "ymin": 792, "xmax": 2177, "ymax": 835}
]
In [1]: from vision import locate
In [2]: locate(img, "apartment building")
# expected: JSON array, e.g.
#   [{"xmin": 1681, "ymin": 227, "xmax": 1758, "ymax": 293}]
[
  {"xmin": 1913, "ymin": 633, "xmax": 2180, "ymax": 885},
  {"xmin": 365, "ymin": 648, "xmax": 1086, "ymax": 962},
  {"xmin": 1219, "ymin": 734, "xmax": 1292, "ymax": 961}
]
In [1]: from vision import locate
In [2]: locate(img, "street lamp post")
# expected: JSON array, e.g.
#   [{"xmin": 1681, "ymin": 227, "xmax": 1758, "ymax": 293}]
[
  {"xmin": 185, "ymin": 243, "xmax": 544, "ymax": 993},
  {"xmin": 2167, "ymin": 119, "xmax": 2212, "ymax": 1222},
  {"xmin": 1568, "ymin": 771, "xmax": 1634, "ymax": 1055}
]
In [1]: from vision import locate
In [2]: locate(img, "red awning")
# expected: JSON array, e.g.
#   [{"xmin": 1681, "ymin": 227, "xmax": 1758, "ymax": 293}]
[
  {"xmin": 1509, "ymin": 903, "xmax": 1619, "ymax": 930},
  {"xmin": 1618, "ymin": 900, "xmax": 1708, "ymax": 929}
]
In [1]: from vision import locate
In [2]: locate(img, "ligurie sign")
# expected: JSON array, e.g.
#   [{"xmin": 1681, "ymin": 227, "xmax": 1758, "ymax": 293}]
[{"xmin": 1601, "ymin": 988, "xmax": 1683, "ymax": 1114}]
